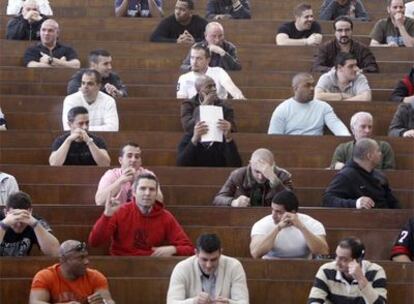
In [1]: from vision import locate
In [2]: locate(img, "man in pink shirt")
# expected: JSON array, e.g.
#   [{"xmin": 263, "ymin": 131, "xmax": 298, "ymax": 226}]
[{"xmin": 95, "ymin": 142, "xmax": 163, "ymax": 205}]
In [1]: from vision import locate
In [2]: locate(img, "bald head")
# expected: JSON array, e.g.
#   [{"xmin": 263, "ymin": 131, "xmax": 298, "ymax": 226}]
[
  {"xmin": 205, "ymin": 22, "xmax": 225, "ymax": 46},
  {"xmin": 250, "ymin": 148, "xmax": 274, "ymax": 164},
  {"xmin": 40, "ymin": 19, "xmax": 59, "ymax": 47},
  {"xmin": 292, "ymin": 72, "xmax": 315, "ymax": 103},
  {"xmin": 292, "ymin": 72, "xmax": 313, "ymax": 89},
  {"xmin": 41, "ymin": 19, "xmax": 59, "ymax": 30},
  {"xmin": 353, "ymin": 138, "xmax": 378, "ymax": 161},
  {"xmin": 59, "ymin": 240, "xmax": 86, "ymax": 257}
]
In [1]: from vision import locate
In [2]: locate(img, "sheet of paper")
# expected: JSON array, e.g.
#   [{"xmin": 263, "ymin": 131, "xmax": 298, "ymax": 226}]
[{"xmin": 199, "ymin": 105, "xmax": 224, "ymax": 142}]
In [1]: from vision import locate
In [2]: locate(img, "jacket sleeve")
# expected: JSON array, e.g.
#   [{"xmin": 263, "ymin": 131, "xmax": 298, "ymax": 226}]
[
  {"xmin": 206, "ymin": 0, "xmax": 218, "ymax": 19},
  {"xmin": 390, "ymin": 80, "xmax": 409, "ymax": 103},
  {"xmin": 231, "ymin": 0, "xmax": 251, "ymax": 19},
  {"xmin": 6, "ymin": 17, "xmax": 26, "ymax": 40},
  {"xmin": 88, "ymin": 214, "xmax": 117, "ymax": 247},
  {"xmin": 223, "ymin": 140, "xmax": 242, "ymax": 167},
  {"xmin": 388, "ymin": 105, "xmax": 410, "ymax": 136},
  {"xmin": 312, "ymin": 44, "xmax": 331, "ymax": 73},
  {"xmin": 354, "ymin": 0, "xmax": 369, "ymax": 21},
  {"xmin": 323, "ymin": 173, "xmax": 357, "ymax": 208},
  {"xmin": 111, "ymin": 73, "xmax": 128, "ymax": 97},
  {"xmin": 180, "ymin": 101, "xmax": 198, "ymax": 133},
  {"xmin": 359, "ymin": 47, "xmax": 379, "ymax": 73},
  {"xmin": 150, "ymin": 18, "xmax": 176, "ymax": 42},
  {"xmin": 176, "ymin": 134, "xmax": 198, "ymax": 166},
  {"xmin": 319, "ymin": 0, "xmax": 335, "ymax": 20},
  {"xmin": 212, "ymin": 170, "xmax": 239, "ymax": 206},
  {"xmin": 67, "ymin": 71, "xmax": 83, "ymax": 95},
  {"xmin": 167, "ymin": 263, "xmax": 198, "ymax": 304},
  {"xmin": 221, "ymin": 44, "xmax": 242, "ymax": 71},
  {"xmin": 166, "ymin": 214, "xmax": 194, "ymax": 256}
]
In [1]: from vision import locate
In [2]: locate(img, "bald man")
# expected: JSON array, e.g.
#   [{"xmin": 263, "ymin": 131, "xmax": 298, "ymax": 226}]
[
  {"xmin": 6, "ymin": 0, "xmax": 48, "ymax": 40},
  {"xmin": 29, "ymin": 240, "xmax": 115, "ymax": 304},
  {"xmin": 24, "ymin": 19, "xmax": 80, "ymax": 68},
  {"xmin": 268, "ymin": 73, "xmax": 350, "ymax": 136},
  {"xmin": 180, "ymin": 22, "xmax": 241, "ymax": 72},
  {"xmin": 213, "ymin": 148, "xmax": 293, "ymax": 207}
]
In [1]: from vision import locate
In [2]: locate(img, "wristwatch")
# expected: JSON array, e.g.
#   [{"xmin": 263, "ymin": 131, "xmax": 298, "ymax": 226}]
[{"xmin": 48, "ymin": 56, "xmax": 53, "ymax": 65}]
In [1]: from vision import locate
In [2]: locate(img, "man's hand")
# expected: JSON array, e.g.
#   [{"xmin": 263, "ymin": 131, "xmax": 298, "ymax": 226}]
[
  {"xmin": 357, "ymin": 196, "xmax": 375, "ymax": 209},
  {"xmin": 201, "ymin": 90, "xmax": 219, "ymax": 105},
  {"xmin": 231, "ymin": 195, "xmax": 250, "ymax": 207},
  {"xmin": 306, "ymin": 34, "xmax": 322, "ymax": 46},
  {"xmin": 3, "ymin": 209, "xmax": 36, "ymax": 227},
  {"xmin": 213, "ymin": 14, "xmax": 231, "ymax": 20},
  {"xmin": 25, "ymin": 10, "xmax": 42, "ymax": 22},
  {"xmin": 394, "ymin": 12, "xmax": 405, "ymax": 27},
  {"xmin": 208, "ymin": 44, "xmax": 226, "ymax": 56},
  {"xmin": 252, "ymin": 159, "xmax": 276, "ymax": 182},
  {"xmin": 177, "ymin": 30, "xmax": 195, "ymax": 44},
  {"xmin": 191, "ymin": 121, "xmax": 209, "ymax": 145},
  {"xmin": 282, "ymin": 212, "xmax": 304, "ymax": 229},
  {"xmin": 118, "ymin": 167, "xmax": 136, "ymax": 184},
  {"xmin": 104, "ymin": 83, "xmax": 122, "ymax": 98},
  {"xmin": 403, "ymin": 129, "xmax": 414, "ymax": 138},
  {"xmin": 39, "ymin": 52, "xmax": 51, "ymax": 65},
  {"xmin": 387, "ymin": 41, "xmax": 399, "ymax": 47},
  {"xmin": 87, "ymin": 291, "xmax": 106, "ymax": 304},
  {"xmin": 214, "ymin": 297, "xmax": 230, "ymax": 304},
  {"xmin": 217, "ymin": 119, "xmax": 232, "ymax": 141},
  {"xmin": 151, "ymin": 245, "xmax": 176, "ymax": 257},
  {"xmin": 103, "ymin": 194, "xmax": 121, "ymax": 217},
  {"xmin": 67, "ymin": 128, "xmax": 83, "ymax": 142},
  {"xmin": 196, "ymin": 292, "xmax": 211, "ymax": 304}
]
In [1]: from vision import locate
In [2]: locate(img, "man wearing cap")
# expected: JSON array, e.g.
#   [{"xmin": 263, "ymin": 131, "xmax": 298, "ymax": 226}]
[{"xmin": 29, "ymin": 240, "xmax": 115, "ymax": 304}]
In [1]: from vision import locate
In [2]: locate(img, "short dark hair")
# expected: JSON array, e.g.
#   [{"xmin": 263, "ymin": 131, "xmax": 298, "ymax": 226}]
[
  {"xmin": 178, "ymin": 0, "xmax": 194, "ymax": 10},
  {"xmin": 132, "ymin": 173, "xmax": 158, "ymax": 191},
  {"xmin": 294, "ymin": 3, "xmax": 312, "ymax": 17},
  {"xmin": 67, "ymin": 106, "xmax": 88, "ymax": 123},
  {"xmin": 272, "ymin": 190, "xmax": 299, "ymax": 212},
  {"xmin": 191, "ymin": 44, "xmax": 211, "ymax": 59},
  {"xmin": 6, "ymin": 191, "xmax": 32, "ymax": 210},
  {"xmin": 88, "ymin": 49, "xmax": 111, "ymax": 64},
  {"xmin": 119, "ymin": 142, "xmax": 140, "ymax": 157},
  {"xmin": 333, "ymin": 15, "xmax": 353, "ymax": 30},
  {"xmin": 82, "ymin": 69, "xmax": 102, "ymax": 84},
  {"xmin": 196, "ymin": 233, "xmax": 221, "ymax": 253},
  {"xmin": 338, "ymin": 237, "xmax": 366, "ymax": 260},
  {"xmin": 334, "ymin": 52, "xmax": 356, "ymax": 69}
]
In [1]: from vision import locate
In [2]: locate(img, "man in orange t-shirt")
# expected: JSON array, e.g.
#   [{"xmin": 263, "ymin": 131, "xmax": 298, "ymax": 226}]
[{"xmin": 29, "ymin": 240, "xmax": 115, "ymax": 304}]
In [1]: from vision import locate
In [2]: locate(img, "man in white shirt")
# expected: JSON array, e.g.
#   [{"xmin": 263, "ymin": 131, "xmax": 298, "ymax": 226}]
[
  {"xmin": 406, "ymin": 1, "xmax": 414, "ymax": 18},
  {"xmin": 177, "ymin": 44, "xmax": 245, "ymax": 100},
  {"xmin": 250, "ymin": 190, "xmax": 329, "ymax": 259},
  {"xmin": 268, "ymin": 72, "xmax": 350, "ymax": 135},
  {"xmin": 62, "ymin": 69, "xmax": 119, "ymax": 132}
]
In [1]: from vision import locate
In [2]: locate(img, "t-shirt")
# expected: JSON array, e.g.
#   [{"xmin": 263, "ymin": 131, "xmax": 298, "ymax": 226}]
[
  {"xmin": 251, "ymin": 213, "xmax": 326, "ymax": 258},
  {"xmin": 114, "ymin": 0, "xmax": 162, "ymax": 17},
  {"xmin": 277, "ymin": 21, "xmax": 321, "ymax": 39},
  {"xmin": 51, "ymin": 133, "xmax": 107, "ymax": 166},
  {"xmin": 391, "ymin": 218, "xmax": 414, "ymax": 260},
  {"xmin": 31, "ymin": 264, "xmax": 108, "ymax": 303},
  {"xmin": 177, "ymin": 67, "xmax": 242, "ymax": 99},
  {"xmin": 406, "ymin": 2, "xmax": 414, "ymax": 18},
  {"xmin": 0, "ymin": 214, "xmax": 51, "ymax": 256},
  {"xmin": 316, "ymin": 69, "xmax": 371, "ymax": 97},
  {"xmin": 369, "ymin": 17, "xmax": 414, "ymax": 47},
  {"xmin": 23, "ymin": 42, "xmax": 78, "ymax": 66}
]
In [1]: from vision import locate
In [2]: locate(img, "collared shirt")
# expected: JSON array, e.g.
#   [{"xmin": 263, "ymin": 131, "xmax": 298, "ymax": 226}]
[
  {"xmin": 23, "ymin": 42, "xmax": 78, "ymax": 66},
  {"xmin": 200, "ymin": 266, "xmax": 217, "ymax": 298}
]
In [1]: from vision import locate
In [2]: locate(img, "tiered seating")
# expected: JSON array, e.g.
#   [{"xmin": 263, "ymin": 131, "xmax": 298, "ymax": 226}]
[{"xmin": 0, "ymin": 0, "xmax": 413, "ymax": 303}]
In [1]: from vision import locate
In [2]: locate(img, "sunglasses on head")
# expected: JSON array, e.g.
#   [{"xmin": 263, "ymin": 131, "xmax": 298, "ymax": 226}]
[{"xmin": 62, "ymin": 242, "xmax": 87, "ymax": 256}]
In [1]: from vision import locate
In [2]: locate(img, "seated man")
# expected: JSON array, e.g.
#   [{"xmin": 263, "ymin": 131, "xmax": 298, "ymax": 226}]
[
  {"xmin": 213, "ymin": 148, "xmax": 292, "ymax": 207},
  {"xmin": 7, "ymin": 0, "xmax": 53, "ymax": 16},
  {"xmin": 115, "ymin": 0, "xmax": 163, "ymax": 18},
  {"xmin": 388, "ymin": 102, "xmax": 414, "ymax": 137},
  {"xmin": 177, "ymin": 44, "xmax": 245, "ymax": 99},
  {"xmin": 369, "ymin": 0, "xmax": 414, "ymax": 47},
  {"xmin": 324, "ymin": 138, "xmax": 400, "ymax": 209},
  {"xmin": 268, "ymin": 73, "xmax": 350, "ymax": 136},
  {"xmin": 29, "ymin": 240, "xmax": 115, "ymax": 304},
  {"xmin": 276, "ymin": 3, "xmax": 323, "ymax": 46},
  {"xmin": 205, "ymin": 0, "xmax": 251, "ymax": 20},
  {"xmin": 67, "ymin": 49, "xmax": 128, "ymax": 98},
  {"xmin": 390, "ymin": 65, "xmax": 414, "ymax": 103},
  {"xmin": 315, "ymin": 53, "xmax": 372, "ymax": 102},
  {"xmin": 308, "ymin": 237, "xmax": 387, "ymax": 303},
  {"xmin": 63, "ymin": 69, "xmax": 119, "ymax": 132},
  {"xmin": 0, "ymin": 171, "xmax": 19, "ymax": 206},
  {"xmin": 167, "ymin": 233, "xmax": 249, "ymax": 304},
  {"xmin": 250, "ymin": 190, "xmax": 329, "ymax": 259},
  {"xmin": 6, "ymin": 0, "xmax": 47, "ymax": 40},
  {"xmin": 313, "ymin": 16, "xmax": 378, "ymax": 73},
  {"xmin": 331, "ymin": 111, "xmax": 395, "ymax": 169},
  {"xmin": 0, "ymin": 191, "xmax": 59, "ymax": 256},
  {"xmin": 391, "ymin": 217, "xmax": 414, "ymax": 262},
  {"xmin": 150, "ymin": 0, "xmax": 208, "ymax": 44},
  {"xmin": 95, "ymin": 142, "xmax": 163, "ymax": 205},
  {"xmin": 89, "ymin": 174, "xmax": 194, "ymax": 256},
  {"xmin": 180, "ymin": 22, "xmax": 241, "ymax": 71},
  {"xmin": 24, "ymin": 19, "xmax": 80, "ymax": 68},
  {"xmin": 49, "ymin": 106, "xmax": 111, "ymax": 166},
  {"xmin": 320, "ymin": 0, "xmax": 369, "ymax": 21}
]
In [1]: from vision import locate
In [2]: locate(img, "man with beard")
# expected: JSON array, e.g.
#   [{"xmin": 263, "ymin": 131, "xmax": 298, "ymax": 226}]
[
  {"xmin": 150, "ymin": 0, "xmax": 208, "ymax": 43},
  {"xmin": 313, "ymin": 16, "xmax": 378, "ymax": 73},
  {"xmin": 315, "ymin": 53, "xmax": 372, "ymax": 102},
  {"xmin": 276, "ymin": 3, "xmax": 323, "ymax": 46},
  {"xmin": 268, "ymin": 73, "xmax": 350, "ymax": 136},
  {"xmin": 308, "ymin": 237, "xmax": 387, "ymax": 303},
  {"xmin": 370, "ymin": 0, "xmax": 414, "ymax": 47},
  {"xmin": 29, "ymin": 240, "xmax": 115, "ymax": 304},
  {"xmin": 250, "ymin": 190, "xmax": 329, "ymax": 259}
]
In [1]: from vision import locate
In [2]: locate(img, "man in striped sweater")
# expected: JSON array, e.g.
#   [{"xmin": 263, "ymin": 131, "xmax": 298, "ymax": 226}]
[{"xmin": 308, "ymin": 237, "xmax": 387, "ymax": 303}]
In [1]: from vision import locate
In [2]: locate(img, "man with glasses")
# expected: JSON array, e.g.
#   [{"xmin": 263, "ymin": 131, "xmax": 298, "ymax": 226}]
[
  {"xmin": 313, "ymin": 16, "xmax": 378, "ymax": 73},
  {"xmin": 29, "ymin": 240, "xmax": 115, "ymax": 304}
]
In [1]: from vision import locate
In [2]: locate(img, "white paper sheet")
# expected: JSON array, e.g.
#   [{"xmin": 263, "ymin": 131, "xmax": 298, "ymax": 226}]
[{"xmin": 199, "ymin": 105, "xmax": 224, "ymax": 142}]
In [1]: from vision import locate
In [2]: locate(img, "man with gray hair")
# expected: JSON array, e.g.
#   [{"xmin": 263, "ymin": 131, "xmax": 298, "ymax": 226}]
[
  {"xmin": 213, "ymin": 148, "xmax": 292, "ymax": 207},
  {"xmin": 324, "ymin": 138, "xmax": 400, "ymax": 209},
  {"xmin": 330, "ymin": 111, "xmax": 395, "ymax": 169},
  {"xmin": 268, "ymin": 72, "xmax": 350, "ymax": 136},
  {"xmin": 29, "ymin": 240, "xmax": 115, "ymax": 304}
]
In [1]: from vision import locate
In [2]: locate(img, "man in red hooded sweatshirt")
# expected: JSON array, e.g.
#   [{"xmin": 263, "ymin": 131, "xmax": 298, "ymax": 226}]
[{"xmin": 88, "ymin": 173, "xmax": 194, "ymax": 256}]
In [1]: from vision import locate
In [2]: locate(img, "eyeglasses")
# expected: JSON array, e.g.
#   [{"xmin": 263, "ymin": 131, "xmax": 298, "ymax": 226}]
[{"xmin": 61, "ymin": 242, "xmax": 87, "ymax": 256}]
